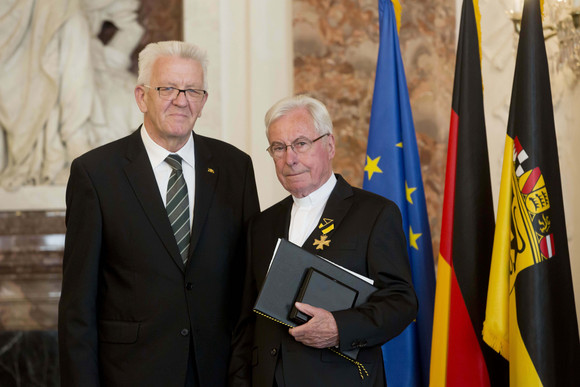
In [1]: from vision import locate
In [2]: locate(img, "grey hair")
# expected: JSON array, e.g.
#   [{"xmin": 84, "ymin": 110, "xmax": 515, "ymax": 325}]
[
  {"xmin": 264, "ymin": 95, "xmax": 333, "ymax": 138},
  {"xmin": 137, "ymin": 41, "xmax": 208, "ymax": 90}
]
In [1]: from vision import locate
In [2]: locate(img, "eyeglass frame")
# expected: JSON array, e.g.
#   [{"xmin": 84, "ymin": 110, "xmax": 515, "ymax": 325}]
[
  {"xmin": 143, "ymin": 85, "xmax": 207, "ymax": 102},
  {"xmin": 266, "ymin": 133, "xmax": 330, "ymax": 159}
]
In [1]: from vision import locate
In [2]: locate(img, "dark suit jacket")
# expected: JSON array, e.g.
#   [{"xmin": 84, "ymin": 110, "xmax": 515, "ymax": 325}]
[
  {"xmin": 58, "ymin": 128, "xmax": 260, "ymax": 387},
  {"xmin": 229, "ymin": 174, "xmax": 417, "ymax": 387}
]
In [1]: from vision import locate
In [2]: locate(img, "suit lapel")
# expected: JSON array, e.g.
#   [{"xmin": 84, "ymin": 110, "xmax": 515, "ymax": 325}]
[
  {"xmin": 123, "ymin": 128, "xmax": 185, "ymax": 270},
  {"xmin": 275, "ymin": 196, "xmax": 293, "ymax": 240},
  {"xmin": 188, "ymin": 133, "xmax": 218, "ymax": 256},
  {"xmin": 256, "ymin": 196, "xmax": 292, "ymax": 281},
  {"xmin": 303, "ymin": 175, "xmax": 353, "ymax": 256}
]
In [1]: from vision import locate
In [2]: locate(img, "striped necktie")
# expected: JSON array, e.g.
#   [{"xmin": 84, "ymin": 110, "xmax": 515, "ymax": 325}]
[{"xmin": 165, "ymin": 154, "xmax": 190, "ymax": 264}]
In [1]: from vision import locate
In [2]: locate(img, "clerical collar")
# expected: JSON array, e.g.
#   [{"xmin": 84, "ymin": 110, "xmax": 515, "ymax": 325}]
[{"xmin": 292, "ymin": 174, "xmax": 337, "ymax": 208}]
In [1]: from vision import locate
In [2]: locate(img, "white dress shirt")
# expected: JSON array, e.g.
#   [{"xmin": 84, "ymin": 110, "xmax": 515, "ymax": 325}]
[
  {"xmin": 141, "ymin": 125, "xmax": 195, "ymax": 229},
  {"xmin": 288, "ymin": 174, "xmax": 337, "ymax": 247}
]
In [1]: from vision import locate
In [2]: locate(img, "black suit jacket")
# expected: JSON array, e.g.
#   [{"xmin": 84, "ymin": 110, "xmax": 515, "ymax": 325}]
[
  {"xmin": 58, "ymin": 128, "xmax": 260, "ymax": 387},
  {"xmin": 229, "ymin": 175, "xmax": 417, "ymax": 387}
]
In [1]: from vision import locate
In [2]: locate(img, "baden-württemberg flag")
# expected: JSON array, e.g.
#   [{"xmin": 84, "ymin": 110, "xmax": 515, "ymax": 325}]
[
  {"xmin": 483, "ymin": 1, "xmax": 580, "ymax": 386},
  {"xmin": 363, "ymin": 1, "xmax": 435, "ymax": 386},
  {"xmin": 429, "ymin": 1, "xmax": 508, "ymax": 385}
]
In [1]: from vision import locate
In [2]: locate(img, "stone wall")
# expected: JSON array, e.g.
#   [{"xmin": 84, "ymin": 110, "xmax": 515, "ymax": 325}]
[{"xmin": 0, "ymin": 212, "xmax": 65, "ymax": 331}]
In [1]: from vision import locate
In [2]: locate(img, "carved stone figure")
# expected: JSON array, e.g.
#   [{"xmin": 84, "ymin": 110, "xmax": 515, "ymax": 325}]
[{"xmin": 0, "ymin": 0, "xmax": 143, "ymax": 190}]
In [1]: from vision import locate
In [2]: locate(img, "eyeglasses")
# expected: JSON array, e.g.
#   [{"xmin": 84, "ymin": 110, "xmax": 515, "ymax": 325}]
[
  {"xmin": 144, "ymin": 85, "xmax": 207, "ymax": 102},
  {"xmin": 266, "ymin": 133, "xmax": 330, "ymax": 159}
]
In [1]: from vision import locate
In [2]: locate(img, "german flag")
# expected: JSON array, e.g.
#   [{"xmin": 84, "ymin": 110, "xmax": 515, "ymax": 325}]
[
  {"xmin": 429, "ymin": 1, "xmax": 508, "ymax": 385},
  {"xmin": 483, "ymin": 0, "xmax": 580, "ymax": 386}
]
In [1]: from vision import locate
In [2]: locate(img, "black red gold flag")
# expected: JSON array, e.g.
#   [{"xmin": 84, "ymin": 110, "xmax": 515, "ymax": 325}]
[{"xmin": 430, "ymin": 1, "xmax": 508, "ymax": 385}]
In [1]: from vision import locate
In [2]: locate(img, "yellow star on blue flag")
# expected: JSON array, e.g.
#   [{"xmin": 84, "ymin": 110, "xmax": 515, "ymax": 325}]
[
  {"xmin": 406, "ymin": 181, "xmax": 417, "ymax": 204},
  {"xmin": 409, "ymin": 226, "xmax": 422, "ymax": 250},
  {"xmin": 364, "ymin": 155, "xmax": 383, "ymax": 180}
]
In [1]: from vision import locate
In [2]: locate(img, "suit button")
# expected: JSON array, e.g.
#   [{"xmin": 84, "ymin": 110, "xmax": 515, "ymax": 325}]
[
  {"xmin": 186, "ymin": 282, "xmax": 193, "ymax": 290},
  {"xmin": 181, "ymin": 329, "xmax": 189, "ymax": 336},
  {"xmin": 270, "ymin": 348, "xmax": 277, "ymax": 356}
]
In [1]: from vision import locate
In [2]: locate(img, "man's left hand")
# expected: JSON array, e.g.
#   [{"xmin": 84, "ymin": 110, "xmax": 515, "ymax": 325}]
[{"xmin": 288, "ymin": 302, "xmax": 339, "ymax": 348}]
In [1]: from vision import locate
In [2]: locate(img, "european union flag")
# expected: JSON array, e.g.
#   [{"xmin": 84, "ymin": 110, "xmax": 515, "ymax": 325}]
[{"xmin": 363, "ymin": 1, "xmax": 436, "ymax": 386}]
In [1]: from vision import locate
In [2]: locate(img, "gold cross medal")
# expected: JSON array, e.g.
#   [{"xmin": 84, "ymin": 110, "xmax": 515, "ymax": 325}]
[
  {"xmin": 313, "ymin": 218, "xmax": 334, "ymax": 250},
  {"xmin": 313, "ymin": 235, "xmax": 331, "ymax": 250}
]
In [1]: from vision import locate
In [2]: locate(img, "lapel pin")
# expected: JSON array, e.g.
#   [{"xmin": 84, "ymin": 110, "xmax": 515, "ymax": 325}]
[
  {"xmin": 318, "ymin": 218, "xmax": 335, "ymax": 235},
  {"xmin": 207, "ymin": 168, "xmax": 215, "ymax": 174}
]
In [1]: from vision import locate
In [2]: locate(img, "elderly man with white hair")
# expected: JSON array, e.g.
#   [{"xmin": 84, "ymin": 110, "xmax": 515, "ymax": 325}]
[{"xmin": 229, "ymin": 95, "xmax": 417, "ymax": 387}]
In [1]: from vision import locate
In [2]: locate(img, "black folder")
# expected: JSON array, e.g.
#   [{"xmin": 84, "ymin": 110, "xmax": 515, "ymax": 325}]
[
  {"xmin": 289, "ymin": 267, "xmax": 359, "ymax": 324},
  {"xmin": 253, "ymin": 239, "xmax": 378, "ymax": 360}
]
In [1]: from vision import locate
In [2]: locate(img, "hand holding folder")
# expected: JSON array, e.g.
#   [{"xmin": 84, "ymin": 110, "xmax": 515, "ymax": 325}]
[
  {"xmin": 253, "ymin": 238, "xmax": 378, "ymax": 360},
  {"xmin": 287, "ymin": 301, "xmax": 340, "ymax": 349}
]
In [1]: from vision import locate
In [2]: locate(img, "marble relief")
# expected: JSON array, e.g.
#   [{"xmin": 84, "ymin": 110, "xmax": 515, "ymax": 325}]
[
  {"xmin": 293, "ymin": 0, "xmax": 455, "ymax": 262},
  {"xmin": 0, "ymin": 0, "xmax": 143, "ymax": 191},
  {"xmin": 0, "ymin": 0, "xmax": 183, "ymax": 192}
]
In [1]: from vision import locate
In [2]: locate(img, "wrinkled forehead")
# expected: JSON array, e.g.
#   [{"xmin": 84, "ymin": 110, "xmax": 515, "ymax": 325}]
[
  {"xmin": 151, "ymin": 56, "xmax": 205, "ymax": 86},
  {"xmin": 267, "ymin": 109, "xmax": 316, "ymax": 142}
]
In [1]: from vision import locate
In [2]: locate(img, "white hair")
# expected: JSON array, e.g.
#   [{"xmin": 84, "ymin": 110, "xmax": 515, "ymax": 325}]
[
  {"xmin": 137, "ymin": 41, "xmax": 208, "ymax": 90},
  {"xmin": 264, "ymin": 95, "xmax": 333, "ymax": 137}
]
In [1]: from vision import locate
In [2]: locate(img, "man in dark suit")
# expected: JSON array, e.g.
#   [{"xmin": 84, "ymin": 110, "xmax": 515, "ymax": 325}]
[
  {"xmin": 58, "ymin": 41, "xmax": 260, "ymax": 386},
  {"xmin": 229, "ymin": 95, "xmax": 417, "ymax": 387}
]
